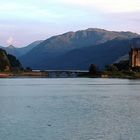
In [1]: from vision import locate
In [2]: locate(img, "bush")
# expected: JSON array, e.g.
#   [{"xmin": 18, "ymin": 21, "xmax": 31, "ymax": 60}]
[
  {"xmin": 105, "ymin": 64, "xmax": 118, "ymax": 72},
  {"xmin": 89, "ymin": 64, "xmax": 98, "ymax": 74}
]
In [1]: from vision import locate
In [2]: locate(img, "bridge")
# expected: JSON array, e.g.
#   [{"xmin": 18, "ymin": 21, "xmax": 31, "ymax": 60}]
[{"xmin": 33, "ymin": 70, "xmax": 88, "ymax": 78}]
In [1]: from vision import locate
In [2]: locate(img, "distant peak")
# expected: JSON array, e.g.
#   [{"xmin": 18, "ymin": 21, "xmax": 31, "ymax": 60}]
[
  {"xmin": 7, "ymin": 45, "xmax": 15, "ymax": 48},
  {"xmin": 85, "ymin": 28, "xmax": 106, "ymax": 32}
]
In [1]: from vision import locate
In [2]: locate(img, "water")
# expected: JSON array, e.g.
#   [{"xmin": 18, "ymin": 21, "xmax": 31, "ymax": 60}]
[{"xmin": 0, "ymin": 78, "xmax": 140, "ymax": 140}]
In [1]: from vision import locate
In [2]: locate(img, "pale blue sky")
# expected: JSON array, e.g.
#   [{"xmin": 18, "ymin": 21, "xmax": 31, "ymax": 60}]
[{"xmin": 0, "ymin": 0, "xmax": 140, "ymax": 47}]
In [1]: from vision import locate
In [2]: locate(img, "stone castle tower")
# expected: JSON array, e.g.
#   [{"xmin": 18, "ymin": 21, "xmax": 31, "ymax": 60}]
[{"xmin": 129, "ymin": 48, "xmax": 140, "ymax": 67}]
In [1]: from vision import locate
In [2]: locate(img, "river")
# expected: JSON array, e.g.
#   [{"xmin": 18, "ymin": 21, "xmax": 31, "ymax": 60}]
[{"xmin": 0, "ymin": 78, "xmax": 140, "ymax": 140}]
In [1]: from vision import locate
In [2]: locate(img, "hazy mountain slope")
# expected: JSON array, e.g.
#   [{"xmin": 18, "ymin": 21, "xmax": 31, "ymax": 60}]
[
  {"xmin": 20, "ymin": 28, "xmax": 140, "ymax": 69},
  {"xmin": 18, "ymin": 40, "xmax": 43, "ymax": 56},
  {"xmin": 4, "ymin": 45, "xmax": 22, "ymax": 57},
  {"xmin": 1, "ymin": 40, "xmax": 43, "ymax": 58},
  {"xmin": 115, "ymin": 54, "xmax": 129, "ymax": 63}
]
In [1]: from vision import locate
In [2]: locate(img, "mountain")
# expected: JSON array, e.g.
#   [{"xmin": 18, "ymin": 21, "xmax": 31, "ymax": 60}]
[
  {"xmin": 46, "ymin": 38, "xmax": 134, "ymax": 70},
  {"xmin": 4, "ymin": 45, "xmax": 22, "ymax": 57},
  {"xmin": 115, "ymin": 54, "xmax": 129, "ymax": 63},
  {"xmin": 18, "ymin": 40, "xmax": 43, "ymax": 56},
  {"xmin": 1, "ymin": 40, "xmax": 43, "ymax": 58},
  {"xmin": 19, "ymin": 28, "xmax": 140, "ymax": 70}
]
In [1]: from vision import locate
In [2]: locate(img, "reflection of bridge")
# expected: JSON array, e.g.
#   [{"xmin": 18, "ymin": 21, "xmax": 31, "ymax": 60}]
[
  {"xmin": 46, "ymin": 70, "xmax": 88, "ymax": 78},
  {"xmin": 45, "ymin": 70, "xmax": 88, "ymax": 72},
  {"xmin": 33, "ymin": 70, "xmax": 88, "ymax": 78}
]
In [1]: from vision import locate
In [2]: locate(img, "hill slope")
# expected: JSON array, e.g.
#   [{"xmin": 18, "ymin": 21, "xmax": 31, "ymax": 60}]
[
  {"xmin": 1, "ymin": 40, "xmax": 43, "ymax": 58},
  {"xmin": 0, "ymin": 49, "xmax": 22, "ymax": 71}
]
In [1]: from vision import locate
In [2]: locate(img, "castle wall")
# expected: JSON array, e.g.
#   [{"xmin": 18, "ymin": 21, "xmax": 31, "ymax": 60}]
[
  {"xmin": 135, "ymin": 55, "xmax": 140, "ymax": 66},
  {"xmin": 130, "ymin": 49, "xmax": 140, "ymax": 67}
]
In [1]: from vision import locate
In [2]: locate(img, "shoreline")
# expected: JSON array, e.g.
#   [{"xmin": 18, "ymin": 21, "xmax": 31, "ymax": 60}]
[
  {"xmin": 1, "ymin": 71, "xmax": 140, "ymax": 79},
  {"xmin": 0, "ymin": 71, "xmax": 49, "ymax": 78}
]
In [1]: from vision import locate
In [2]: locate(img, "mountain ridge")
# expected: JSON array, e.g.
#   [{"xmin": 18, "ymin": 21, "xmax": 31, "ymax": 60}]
[
  {"xmin": 1, "ymin": 28, "xmax": 140, "ymax": 70},
  {"xmin": 1, "ymin": 40, "xmax": 43, "ymax": 58},
  {"xmin": 19, "ymin": 28, "xmax": 140, "ymax": 70}
]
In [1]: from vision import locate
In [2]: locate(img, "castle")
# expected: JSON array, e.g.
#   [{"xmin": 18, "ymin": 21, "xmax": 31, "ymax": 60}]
[{"xmin": 129, "ymin": 48, "xmax": 140, "ymax": 67}]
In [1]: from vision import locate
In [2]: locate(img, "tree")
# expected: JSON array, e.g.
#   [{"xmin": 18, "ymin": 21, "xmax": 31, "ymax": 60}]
[
  {"xmin": 25, "ymin": 67, "xmax": 32, "ymax": 72},
  {"xmin": 105, "ymin": 64, "xmax": 118, "ymax": 72},
  {"xmin": 114, "ymin": 60, "xmax": 129, "ymax": 71},
  {"xmin": 89, "ymin": 64, "xmax": 97, "ymax": 74},
  {"xmin": 7, "ymin": 54, "xmax": 23, "ymax": 71},
  {"xmin": 0, "ymin": 49, "xmax": 10, "ymax": 71}
]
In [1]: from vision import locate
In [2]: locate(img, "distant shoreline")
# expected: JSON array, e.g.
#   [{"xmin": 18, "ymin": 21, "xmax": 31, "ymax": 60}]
[
  {"xmin": 0, "ymin": 71, "xmax": 49, "ymax": 78},
  {"xmin": 1, "ymin": 71, "xmax": 140, "ymax": 79}
]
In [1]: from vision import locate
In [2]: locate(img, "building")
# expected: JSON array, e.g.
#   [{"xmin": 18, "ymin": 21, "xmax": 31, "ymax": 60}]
[{"xmin": 129, "ymin": 48, "xmax": 140, "ymax": 67}]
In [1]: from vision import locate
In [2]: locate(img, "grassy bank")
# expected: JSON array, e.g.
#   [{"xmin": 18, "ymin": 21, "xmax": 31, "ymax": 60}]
[
  {"xmin": 79, "ymin": 71, "xmax": 140, "ymax": 79},
  {"xmin": 0, "ymin": 71, "xmax": 49, "ymax": 78},
  {"xmin": 1, "ymin": 70, "xmax": 140, "ymax": 79}
]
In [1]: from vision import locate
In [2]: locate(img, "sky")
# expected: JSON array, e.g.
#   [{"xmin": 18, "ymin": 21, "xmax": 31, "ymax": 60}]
[{"xmin": 0, "ymin": 0, "xmax": 140, "ymax": 47}]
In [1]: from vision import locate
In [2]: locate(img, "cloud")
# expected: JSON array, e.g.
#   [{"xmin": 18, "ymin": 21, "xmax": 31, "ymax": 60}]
[
  {"xmin": 0, "ymin": 1, "xmax": 65, "ymax": 21},
  {"xmin": 0, "ymin": 0, "xmax": 140, "ymax": 47},
  {"xmin": 0, "ymin": 0, "xmax": 139, "ymax": 22},
  {"xmin": 7, "ymin": 36, "xmax": 14, "ymax": 45},
  {"xmin": 58, "ymin": 0, "xmax": 140, "ymax": 13},
  {"xmin": 94, "ymin": 0, "xmax": 140, "ymax": 13}
]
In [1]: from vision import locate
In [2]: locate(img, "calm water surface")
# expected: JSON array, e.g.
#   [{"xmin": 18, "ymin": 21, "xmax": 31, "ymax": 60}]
[{"xmin": 0, "ymin": 78, "xmax": 140, "ymax": 140}]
